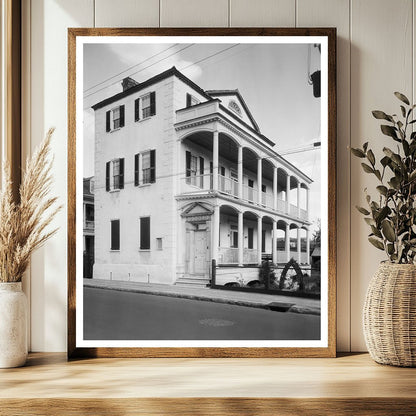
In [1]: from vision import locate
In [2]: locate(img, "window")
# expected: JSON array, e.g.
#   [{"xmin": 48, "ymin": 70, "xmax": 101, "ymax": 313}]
[
  {"xmin": 199, "ymin": 157, "xmax": 204, "ymax": 188},
  {"xmin": 186, "ymin": 93, "xmax": 200, "ymax": 107},
  {"xmin": 106, "ymin": 105, "xmax": 125, "ymax": 132},
  {"xmin": 141, "ymin": 92, "xmax": 156, "ymax": 119},
  {"xmin": 140, "ymin": 217, "xmax": 150, "ymax": 250},
  {"xmin": 156, "ymin": 238, "xmax": 163, "ymax": 250},
  {"xmin": 111, "ymin": 220, "xmax": 120, "ymax": 250},
  {"xmin": 134, "ymin": 150, "xmax": 156, "ymax": 186},
  {"xmin": 262, "ymin": 230, "xmax": 266, "ymax": 253},
  {"xmin": 248, "ymin": 228, "xmax": 254, "ymax": 249},
  {"xmin": 230, "ymin": 225, "xmax": 238, "ymax": 248},
  {"xmin": 106, "ymin": 158, "xmax": 124, "ymax": 191},
  {"xmin": 185, "ymin": 151, "xmax": 198, "ymax": 186}
]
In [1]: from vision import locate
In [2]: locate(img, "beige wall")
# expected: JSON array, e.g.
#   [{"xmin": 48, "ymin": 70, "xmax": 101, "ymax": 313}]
[{"xmin": 22, "ymin": 0, "xmax": 415, "ymax": 352}]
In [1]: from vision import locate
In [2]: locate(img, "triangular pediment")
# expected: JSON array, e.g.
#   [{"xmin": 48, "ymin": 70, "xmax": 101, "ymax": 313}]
[
  {"xmin": 205, "ymin": 89, "xmax": 260, "ymax": 133},
  {"xmin": 181, "ymin": 202, "xmax": 214, "ymax": 217}
]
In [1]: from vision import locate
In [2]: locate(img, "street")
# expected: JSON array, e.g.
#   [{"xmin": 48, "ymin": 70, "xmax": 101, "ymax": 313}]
[{"xmin": 83, "ymin": 287, "xmax": 320, "ymax": 340}]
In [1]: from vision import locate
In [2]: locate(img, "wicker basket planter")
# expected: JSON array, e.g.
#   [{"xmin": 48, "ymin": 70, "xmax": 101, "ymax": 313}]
[{"xmin": 363, "ymin": 262, "xmax": 416, "ymax": 367}]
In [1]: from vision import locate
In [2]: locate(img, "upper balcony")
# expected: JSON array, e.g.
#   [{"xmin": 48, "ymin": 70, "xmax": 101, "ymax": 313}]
[
  {"xmin": 175, "ymin": 103, "xmax": 312, "ymax": 224},
  {"xmin": 180, "ymin": 172, "xmax": 308, "ymax": 222}
]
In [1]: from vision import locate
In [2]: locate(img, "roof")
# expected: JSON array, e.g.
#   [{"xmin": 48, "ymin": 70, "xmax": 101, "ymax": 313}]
[
  {"xmin": 205, "ymin": 89, "xmax": 260, "ymax": 133},
  {"xmin": 91, "ymin": 66, "xmax": 212, "ymax": 111}
]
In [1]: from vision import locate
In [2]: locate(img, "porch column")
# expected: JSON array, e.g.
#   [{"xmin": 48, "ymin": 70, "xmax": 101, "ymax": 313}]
[
  {"xmin": 297, "ymin": 227, "xmax": 301, "ymax": 263},
  {"xmin": 273, "ymin": 166, "xmax": 277, "ymax": 211},
  {"xmin": 286, "ymin": 175, "xmax": 291, "ymax": 215},
  {"xmin": 238, "ymin": 145, "xmax": 243, "ymax": 199},
  {"xmin": 212, "ymin": 204, "xmax": 220, "ymax": 262},
  {"xmin": 257, "ymin": 216, "xmax": 262, "ymax": 265},
  {"xmin": 297, "ymin": 182, "xmax": 301, "ymax": 218},
  {"xmin": 83, "ymin": 203, "xmax": 86, "ymax": 229},
  {"xmin": 257, "ymin": 157, "xmax": 262, "ymax": 205},
  {"xmin": 272, "ymin": 220, "xmax": 277, "ymax": 265},
  {"xmin": 306, "ymin": 186, "xmax": 310, "ymax": 221},
  {"xmin": 238, "ymin": 211, "xmax": 244, "ymax": 266},
  {"xmin": 285, "ymin": 223, "xmax": 290, "ymax": 262},
  {"xmin": 306, "ymin": 228, "xmax": 310, "ymax": 265},
  {"xmin": 213, "ymin": 130, "xmax": 219, "ymax": 191}
]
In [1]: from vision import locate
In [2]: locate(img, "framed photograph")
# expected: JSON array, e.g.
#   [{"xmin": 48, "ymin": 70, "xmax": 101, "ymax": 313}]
[{"xmin": 68, "ymin": 28, "xmax": 336, "ymax": 358}]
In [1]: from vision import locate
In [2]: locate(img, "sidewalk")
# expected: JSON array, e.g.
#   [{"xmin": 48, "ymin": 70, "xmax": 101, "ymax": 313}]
[{"xmin": 84, "ymin": 278, "xmax": 320, "ymax": 316}]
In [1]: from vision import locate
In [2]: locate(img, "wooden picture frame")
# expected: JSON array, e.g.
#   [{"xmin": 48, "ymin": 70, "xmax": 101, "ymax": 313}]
[{"xmin": 68, "ymin": 28, "xmax": 336, "ymax": 358}]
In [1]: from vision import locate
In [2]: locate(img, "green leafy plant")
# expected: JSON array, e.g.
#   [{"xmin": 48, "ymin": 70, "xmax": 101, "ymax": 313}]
[{"xmin": 351, "ymin": 92, "xmax": 416, "ymax": 263}]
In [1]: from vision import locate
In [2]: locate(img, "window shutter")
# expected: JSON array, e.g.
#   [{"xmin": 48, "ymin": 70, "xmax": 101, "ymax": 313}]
[
  {"xmin": 134, "ymin": 154, "xmax": 139, "ymax": 186},
  {"xmin": 140, "ymin": 217, "xmax": 150, "ymax": 250},
  {"xmin": 150, "ymin": 91, "xmax": 156, "ymax": 116},
  {"xmin": 186, "ymin": 93, "xmax": 192, "ymax": 107},
  {"xmin": 210, "ymin": 161, "xmax": 213, "ymax": 188},
  {"xmin": 134, "ymin": 98, "xmax": 140, "ymax": 122},
  {"xmin": 119, "ymin": 158, "xmax": 124, "ymax": 189},
  {"xmin": 106, "ymin": 111, "xmax": 111, "ymax": 132},
  {"xmin": 106, "ymin": 161, "xmax": 110, "ymax": 191},
  {"xmin": 199, "ymin": 157, "xmax": 204, "ymax": 187},
  {"xmin": 150, "ymin": 150, "xmax": 156, "ymax": 183},
  {"xmin": 111, "ymin": 220, "xmax": 120, "ymax": 250},
  {"xmin": 186, "ymin": 151, "xmax": 191, "ymax": 177},
  {"xmin": 119, "ymin": 105, "xmax": 125, "ymax": 127},
  {"xmin": 220, "ymin": 166, "xmax": 225, "ymax": 176}
]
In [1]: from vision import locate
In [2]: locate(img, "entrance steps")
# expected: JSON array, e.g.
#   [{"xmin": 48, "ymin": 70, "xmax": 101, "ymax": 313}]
[{"xmin": 175, "ymin": 275, "xmax": 210, "ymax": 288}]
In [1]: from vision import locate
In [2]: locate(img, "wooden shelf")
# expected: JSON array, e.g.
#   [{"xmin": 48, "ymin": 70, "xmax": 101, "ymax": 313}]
[{"xmin": 1, "ymin": 352, "xmax": 415, "ymax": 415}]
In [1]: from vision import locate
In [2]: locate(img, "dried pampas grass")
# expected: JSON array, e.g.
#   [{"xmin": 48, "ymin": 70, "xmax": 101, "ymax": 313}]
[{"xmin": 0, "ymin": 128, "xmax": 62, "ymax": 282}]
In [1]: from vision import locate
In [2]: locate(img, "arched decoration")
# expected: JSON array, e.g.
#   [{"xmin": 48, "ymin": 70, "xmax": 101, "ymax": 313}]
[
  {"xmin": 219, "ymin": 203, "xmax": 241, "ymax": 214},
  {"xmin": 300, "ymin": 182, "xmax": 309, "ymax": 190},
  {"xmin": 177, "ymin": 128, "xmax": 215, "ymax": 142},
  {"xmin": 228, "ymin": 100, "xmax": 242, "ymax": 116},
  {"xmin": 242, "ymin": 209, "xmax": 260, "ymax": 219},
  {"xmin": 279, "ymin": 258, "xmax": 305, "ymax": 291},
  {"xmin": 261, "ymin": 158, "xmax": 275, "ymax": 183},
  {"xmin": 242, "ymin": 147, "xmax": 260, "ymax": 176},
  {"xmin": 276, "ymin": 219, "xmax": 288, "ymax": 230}
]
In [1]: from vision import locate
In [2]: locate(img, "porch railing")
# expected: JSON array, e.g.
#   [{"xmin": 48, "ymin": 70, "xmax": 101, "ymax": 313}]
[{"xmin": 218, "ymin": 247, "xmax": 258, "ymax": 264}]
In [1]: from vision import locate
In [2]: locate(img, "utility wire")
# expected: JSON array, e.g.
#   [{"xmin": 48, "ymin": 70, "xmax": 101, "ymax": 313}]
[
  {"xmin": 83, "ymin": 44, "xmax": 240, "ymax": 102},
  {"xmin": 84, "ymin": 44, "xmax": 180, "ymax": 93},
  {"xmin": 83, "ymin": 44, "xmax": 195, "ymax": 100}
]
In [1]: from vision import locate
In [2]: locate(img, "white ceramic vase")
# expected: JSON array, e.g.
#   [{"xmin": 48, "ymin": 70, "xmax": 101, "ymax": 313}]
[{"xmin": 0, "ymin": 282, "xmax": 28, "ymax": 368}]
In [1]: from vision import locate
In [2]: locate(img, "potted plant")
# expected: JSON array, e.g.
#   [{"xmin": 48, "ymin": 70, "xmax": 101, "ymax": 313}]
[
  {"xmin": 0, "ymin": 128, "xmax": 60, "ymax": 368},
  {"xmin": 351, "ymin": 92, "xmax": 416, "ymax": 367}
]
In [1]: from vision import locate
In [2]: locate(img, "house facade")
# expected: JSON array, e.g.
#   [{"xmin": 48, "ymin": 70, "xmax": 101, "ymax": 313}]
[
  {"xmin": 92, "ymin": 67, "xmax": 312, "ymax": 287},
  {"xmin": 83, "ymin": 177, "xmax": 95, "ymax": 278}
]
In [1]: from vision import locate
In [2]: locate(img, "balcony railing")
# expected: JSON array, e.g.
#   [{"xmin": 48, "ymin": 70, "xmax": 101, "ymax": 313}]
[
  {"xmin": 181, "ymin": 173, "xmax": 308, "ymax": 220},
  {"xmin": 242, "ymin": 184, "xmax": 258, "ymax": 204},
  {"xmin": 218, "ymin": 175, "xmax": 238, "ymax": 197}
]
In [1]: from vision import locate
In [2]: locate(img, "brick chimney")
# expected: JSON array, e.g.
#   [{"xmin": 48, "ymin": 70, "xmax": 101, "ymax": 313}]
[{"xmin": 121, "ymin": 77, "xmax": 139, "ymax": 91}]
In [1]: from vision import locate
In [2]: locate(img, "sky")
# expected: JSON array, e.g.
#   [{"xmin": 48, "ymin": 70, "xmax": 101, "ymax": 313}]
[{"xmin": 82, "ymin": 41, "xmax": 322, "ymax": 231}]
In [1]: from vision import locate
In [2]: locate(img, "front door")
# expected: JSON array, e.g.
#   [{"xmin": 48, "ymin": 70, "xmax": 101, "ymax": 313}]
[{"xmin": 193, "ymin": 230, "xmax": 208, "ymax": 275}]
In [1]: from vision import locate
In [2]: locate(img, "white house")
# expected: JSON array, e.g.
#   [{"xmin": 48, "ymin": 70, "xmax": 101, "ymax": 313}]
[{"xmin": 91, "ymin": 67, "xmax": 312, "ymax": 287}]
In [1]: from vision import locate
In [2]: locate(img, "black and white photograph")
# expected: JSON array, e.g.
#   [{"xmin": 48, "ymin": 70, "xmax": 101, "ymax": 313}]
[{"xmin": 72, "ymin": 32, "xmax": 332, "ymax": 351}]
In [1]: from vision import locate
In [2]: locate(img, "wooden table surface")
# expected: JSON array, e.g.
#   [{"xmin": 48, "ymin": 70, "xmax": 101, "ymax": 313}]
[{"xmin": 1, "ymin": 352, "xmax": 415, "ymax": 415}]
